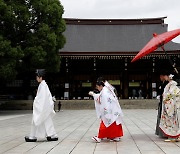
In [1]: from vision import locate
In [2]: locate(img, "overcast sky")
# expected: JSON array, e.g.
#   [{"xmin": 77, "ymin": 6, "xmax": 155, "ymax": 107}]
[{"xmin": 60, "ymin": 0, "xmax": 180, "ymax": 42}]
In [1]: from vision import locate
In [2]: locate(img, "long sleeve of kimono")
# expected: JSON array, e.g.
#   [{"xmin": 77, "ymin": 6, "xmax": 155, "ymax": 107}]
[
  {"xmin": 164, "ymin": 82, "xmax": 180, "ymax": 101},
  {"xmin": 93, "ymin": 93, "xmax": 101, "ymax": 119},
  {"xmin": 169, "ymin": 83, "xmax": 180, "ymax": 109}
]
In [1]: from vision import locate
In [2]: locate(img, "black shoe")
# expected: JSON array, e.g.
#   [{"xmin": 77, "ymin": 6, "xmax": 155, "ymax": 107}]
[
  {"xmin": 47, "ymin": 136, "xmax": 58, "ymax": 141},
  {"xmin": 25, "ymin": 136, "xmax": 37, "ymax": 142}
]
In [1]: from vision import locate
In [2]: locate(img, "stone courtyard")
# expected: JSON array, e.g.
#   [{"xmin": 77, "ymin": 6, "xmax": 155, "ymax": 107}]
[{"xmin": 0, "ymin": 109, "xmax": 180, "ymax": 154}]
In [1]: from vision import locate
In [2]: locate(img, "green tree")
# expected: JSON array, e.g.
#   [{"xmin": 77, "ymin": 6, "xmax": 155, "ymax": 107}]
[{"xmin": 0, "ymin": 0, "xmax": 66, "ymax": 81}]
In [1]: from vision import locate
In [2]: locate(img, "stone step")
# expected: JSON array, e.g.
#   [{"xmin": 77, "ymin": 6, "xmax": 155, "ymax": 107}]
[{"xmin": 0, "ymin": 99, "xmax": 159, "ymax": 110}]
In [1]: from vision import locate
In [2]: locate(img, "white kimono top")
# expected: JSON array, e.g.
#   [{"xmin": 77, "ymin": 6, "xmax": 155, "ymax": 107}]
[
  {"xmin": 33, "ymin": 80, "xmax": 55, "ymax": 126},
  {"xmin": 93, "ymin": 83, "xmax": 123, "ymax": 127}
]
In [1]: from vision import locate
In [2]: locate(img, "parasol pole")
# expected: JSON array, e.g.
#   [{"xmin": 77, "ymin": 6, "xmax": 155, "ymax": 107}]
[{"xmin": 161, "ymin": 46, "xmax": 179, "ymax": 74}]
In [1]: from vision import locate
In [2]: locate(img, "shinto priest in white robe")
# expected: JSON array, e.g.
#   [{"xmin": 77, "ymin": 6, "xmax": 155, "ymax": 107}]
[{"xmin": 29, "ymin": 80, "xmax": 57, "ymax": 138}]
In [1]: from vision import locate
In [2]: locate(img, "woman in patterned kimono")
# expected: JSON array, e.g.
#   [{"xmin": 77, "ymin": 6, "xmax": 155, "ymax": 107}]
[
  {"xmin": 159, "ymin": 74, "xmax": 180, "ymax": 142},
  {"xmin": 89, "ymin": 80, "xmax": 123, "ymax": 143}
]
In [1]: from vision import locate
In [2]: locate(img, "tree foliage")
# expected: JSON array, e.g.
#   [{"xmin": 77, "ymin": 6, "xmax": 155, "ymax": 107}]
[{"xmin": 0, "ymin": 0, "xmax": 66, "ymax": 81}]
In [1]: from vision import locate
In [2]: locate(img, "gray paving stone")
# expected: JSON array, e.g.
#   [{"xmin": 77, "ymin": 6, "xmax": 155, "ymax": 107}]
[{"xmin": 0, "ymin": 109, "xmax": 180, "ymax": 154}]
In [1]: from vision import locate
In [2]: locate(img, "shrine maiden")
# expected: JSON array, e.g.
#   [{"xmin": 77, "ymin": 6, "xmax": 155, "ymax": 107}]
[{"xmin": 89, "ymin": 79, "xmax": 123, "ymax": 143}]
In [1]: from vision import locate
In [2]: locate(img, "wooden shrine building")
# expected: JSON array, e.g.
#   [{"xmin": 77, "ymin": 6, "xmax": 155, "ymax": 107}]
[{"xmin": 59, "ymin": 17, "xmax": 180, "ymax": 99}]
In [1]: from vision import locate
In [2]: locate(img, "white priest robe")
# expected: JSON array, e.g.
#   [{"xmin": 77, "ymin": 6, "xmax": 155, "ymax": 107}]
[{"xmin": 29, "ymin": 80, "xmax": 57, "ymax": 138}]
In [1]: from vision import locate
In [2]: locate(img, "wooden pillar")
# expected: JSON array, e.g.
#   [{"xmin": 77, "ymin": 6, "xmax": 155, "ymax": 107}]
[
  {"xmin": 146, "ymin": 72, "xmax": 151, "ymax": 99},
  {"xmin": 64, "ymin": 57, "xmax": 70, "ymax": 99},
  {"xmin": 122, "ymin": 58, "xmax": 129, "ymax": 99},
  {"xmin": 147, "ymin": 58, "xmax": 155, "ymax": 99},
  {"xmin": 152, "ymin": 58, "xmax": 157, "ymax": 99},
  {"xmin": 92, "ymin": 57, "xmax": 97, "ymax": 88},
  {"xmin": 120, "ymin": 72, "xmax": 123, "ymax": 99}
]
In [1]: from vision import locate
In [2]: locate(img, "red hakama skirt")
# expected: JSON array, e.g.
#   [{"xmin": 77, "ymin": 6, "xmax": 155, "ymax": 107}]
[{"xmin": 98, "ymin": 121, "xmax": 123, "ymax": 139}]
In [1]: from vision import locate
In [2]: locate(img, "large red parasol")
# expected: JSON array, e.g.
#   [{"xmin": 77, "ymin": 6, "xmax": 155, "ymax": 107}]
[
  {"xmin": 131, "ymin": 28, "xmax": 180, "ymax": 73},
  {"xmin": 131, "ymin": 29, "xmax": 180, "ymax": 62}
]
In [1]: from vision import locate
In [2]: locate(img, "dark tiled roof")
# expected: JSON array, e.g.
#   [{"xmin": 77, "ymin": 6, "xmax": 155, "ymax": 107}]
[
  {"xmin": 60, "ymin": 17, "xmax": 180, "ymax": 55},
  {"xmin": 64, "ymin": 17, "xmax": 166, "ymax": 25}
]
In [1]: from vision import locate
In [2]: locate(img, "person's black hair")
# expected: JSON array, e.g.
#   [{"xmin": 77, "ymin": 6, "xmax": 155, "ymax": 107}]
[
  {"xmin": 96, "ymin": 81, "xmax": 105, "ymax": 87},
  {"xmin": 97, "ymin": 77, "xmax": 105, "ymax": 83},
  {"xmin": 159, "ymin": 70, "xmax": 170, "ymax": 76}
]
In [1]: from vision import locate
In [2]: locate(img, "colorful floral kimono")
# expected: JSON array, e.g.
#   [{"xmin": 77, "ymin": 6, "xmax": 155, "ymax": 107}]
[
  {"xmin": 93, "ymin": 83, "xmax": 123, "ymax": 138},
  {"xmin": 159, "ymin": 80, "xmax": 180, "ymax": 138}
]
